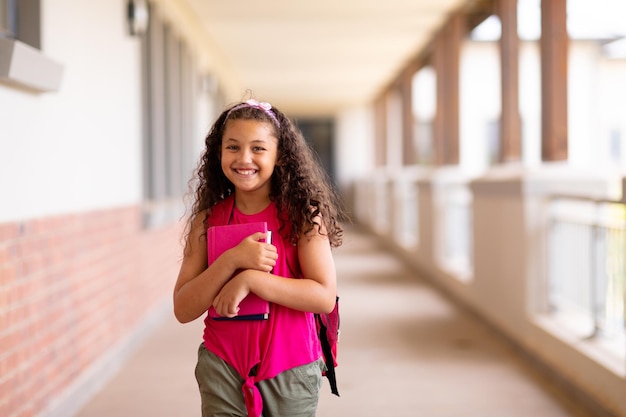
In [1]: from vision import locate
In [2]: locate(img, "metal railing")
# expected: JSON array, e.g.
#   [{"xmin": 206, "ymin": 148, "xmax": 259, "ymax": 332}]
[{"xmin": 547, "ymin": 195, "xmax": 626, "ymax": 342}]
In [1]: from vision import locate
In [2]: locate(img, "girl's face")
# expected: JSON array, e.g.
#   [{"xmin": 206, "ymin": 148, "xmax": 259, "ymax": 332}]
[{"xmin": 220, "ymin": 119, "xmax": 279, "ymax": 198}]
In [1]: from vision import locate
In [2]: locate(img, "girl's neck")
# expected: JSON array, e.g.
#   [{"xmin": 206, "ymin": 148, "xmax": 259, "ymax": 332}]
[{"xmin": 234, "ymin": 191, "xmax": 271, "ymax": 215}]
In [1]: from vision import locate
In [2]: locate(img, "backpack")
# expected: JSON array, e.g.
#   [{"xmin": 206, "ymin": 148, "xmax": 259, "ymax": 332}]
[{"xmin": 315, "ymin": 296, "xmax": 340, "ymax": 396}]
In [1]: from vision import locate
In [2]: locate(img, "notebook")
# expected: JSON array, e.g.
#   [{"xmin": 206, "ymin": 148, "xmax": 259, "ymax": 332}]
[{"xmin": 207, "ymin": 222, "xmax": 271, "ymax": 321}]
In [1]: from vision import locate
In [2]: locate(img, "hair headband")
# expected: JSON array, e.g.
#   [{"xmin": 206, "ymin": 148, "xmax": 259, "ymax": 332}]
[{"xmin": 225, "ymin": 99, "xmax": 280, "ymax": 128}]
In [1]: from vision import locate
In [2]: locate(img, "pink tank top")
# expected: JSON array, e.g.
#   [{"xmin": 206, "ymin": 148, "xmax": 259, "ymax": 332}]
[{"xmin": 203, "ymin": 196, "xmax": 322, "ymax": 417}]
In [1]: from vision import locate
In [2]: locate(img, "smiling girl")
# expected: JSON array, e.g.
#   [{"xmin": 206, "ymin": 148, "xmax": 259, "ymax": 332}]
[{"xmin": 173, "ymin": 98, "xmax": 345, "ymax": 417}]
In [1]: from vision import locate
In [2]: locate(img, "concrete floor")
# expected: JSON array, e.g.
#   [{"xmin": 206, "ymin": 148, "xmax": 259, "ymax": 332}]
[{"xmin": 75, "ymin": 226, "xmax": 596, "ymax": 417}]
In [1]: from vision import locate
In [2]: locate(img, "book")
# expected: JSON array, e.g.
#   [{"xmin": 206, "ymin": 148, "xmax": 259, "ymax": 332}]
[{"xmin": 207, "ymin": 222, "xmax": 271, "ymax": 321}]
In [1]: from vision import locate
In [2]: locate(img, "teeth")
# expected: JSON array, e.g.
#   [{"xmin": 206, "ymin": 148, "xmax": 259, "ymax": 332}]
[{"xmin": 236, "ymin": 169, "xmax": 256, "ymax": 175}]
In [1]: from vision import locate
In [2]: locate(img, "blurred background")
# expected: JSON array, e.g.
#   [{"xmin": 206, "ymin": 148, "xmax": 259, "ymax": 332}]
[{"xmin": 1, "ymin": 0, "xmax": 626, "ymax": 416}]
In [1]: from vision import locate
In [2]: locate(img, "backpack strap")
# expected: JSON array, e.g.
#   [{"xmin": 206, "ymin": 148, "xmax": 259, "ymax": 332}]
[{"xmin": 316, "ymin": 296, "xmax": 340, "ymax": 396}]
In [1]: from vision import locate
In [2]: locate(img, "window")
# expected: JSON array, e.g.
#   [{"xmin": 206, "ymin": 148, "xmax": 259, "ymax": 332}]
[
  {"xmin": 140, "ymin": 3, "xmax": 202, "ymax": 227},
  {"xmin": 0, "ymin": 0, "xmax": 17, "ymax": 39},
  {"xmin": 0, "ymin": 0, "xmax": 63, "ymax": 92}
]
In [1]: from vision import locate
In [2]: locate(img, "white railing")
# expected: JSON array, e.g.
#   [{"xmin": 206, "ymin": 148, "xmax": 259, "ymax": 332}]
[
  {"xmin": 547, "ymin": 195, "xmax": 626, "ymax": 344},
  {"xmin": 440, "ymin": 183, "xmax": 473, "ymax": 279},
  {"xmin": 391, "ymin": 176, "xmax": 419, "ymax": 248},
  {"xmin": 354, "ymin": 170, "xmax": 472, "ymax": 281}
]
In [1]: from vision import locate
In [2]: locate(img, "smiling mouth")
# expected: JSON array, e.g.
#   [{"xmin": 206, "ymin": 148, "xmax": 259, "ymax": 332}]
[{"xmin": 235, "ymin": 169, "xmax": 257, "ymax": 176}]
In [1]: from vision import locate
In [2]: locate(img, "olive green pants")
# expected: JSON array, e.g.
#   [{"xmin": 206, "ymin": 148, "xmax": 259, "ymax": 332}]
[{"xmin": 195, "ymin": 343, "xmax": 324, "ymax": 417}]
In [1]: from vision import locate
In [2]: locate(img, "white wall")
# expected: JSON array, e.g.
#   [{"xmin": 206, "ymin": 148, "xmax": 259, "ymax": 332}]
[
  {"xmin": 0, "ymin": 0, "xmax": 143, "ymax": 223},
  {"xmin": 0, "ymin": 0, "xmax": 243, "ymax": 224}
]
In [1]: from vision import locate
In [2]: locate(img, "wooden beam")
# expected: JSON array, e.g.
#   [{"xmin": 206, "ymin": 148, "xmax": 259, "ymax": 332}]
[
  {"xmin": 434, "ymin": 13, "xmax": 463, "ymax": 165},
  {"xmin": 540, "ymin": 0, "xmax": 568, "ymax": 161},
  {"xmin": 433, "ymin": 32, "xmax": 446, "ymax": 166},
  {"xmin": 400, "ymin": 70, "xmax": 416, "ymax": 165},
  {"xmin": 446, "ymin": 13, "xmax": 463, "ymax": 165},
  {"xmin": 374, "ymin": 95, "xmax": 387, "ymax": 167},
  {"xmin": 498, "ymin": 0, "xmax": 522, "ymax": 162}
]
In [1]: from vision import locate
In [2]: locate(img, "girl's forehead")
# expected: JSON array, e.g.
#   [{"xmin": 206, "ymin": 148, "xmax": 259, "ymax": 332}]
[
  {"xmin": 224, "ymin": 117, "xmax": 274, "ymax": 129},
  {"xmin": 222, "ymin": 119, "xmax": 278, "ymax": 141}
]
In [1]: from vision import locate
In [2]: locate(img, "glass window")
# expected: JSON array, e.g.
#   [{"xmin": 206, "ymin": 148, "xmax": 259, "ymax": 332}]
[
  {"xmin": 0, "ymin": 0, "xmax": 16, "ymax": 39},
  {"xmin": 0, "ymin": 0, "xmax": 60, "ymax": 92},
  {"xmin": 141, "ymin": 3, "xmax": 206, "ymax": 227}
]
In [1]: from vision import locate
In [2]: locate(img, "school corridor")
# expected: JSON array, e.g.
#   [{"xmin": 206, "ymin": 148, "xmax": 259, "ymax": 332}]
[
  {"xmin": 3, "ymin": 1, "xmax": 626, "ymax": 416},
  {"xmin": 73, "ymin": 225, "xmax": 596, "ymax": 417}
]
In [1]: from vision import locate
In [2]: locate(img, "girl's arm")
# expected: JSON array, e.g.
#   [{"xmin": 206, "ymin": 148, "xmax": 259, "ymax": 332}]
[
  {"xmin": 212, "ymin": 218, "xmax": 337, "ymax": 316},
  {"xmin": 173, "ymin": 213, "xmax": 277, "ymax": 323}
]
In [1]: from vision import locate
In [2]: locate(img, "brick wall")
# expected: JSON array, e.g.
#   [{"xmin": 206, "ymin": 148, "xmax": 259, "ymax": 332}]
[{"xmin": 0, "ymin": 206, "xmax": 183, "ymax": 417}]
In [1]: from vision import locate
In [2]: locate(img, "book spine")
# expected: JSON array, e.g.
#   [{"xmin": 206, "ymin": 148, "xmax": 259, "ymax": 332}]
[{"xmin": 212, "ymin": 313, "xmax": 269, "ymax": 321}]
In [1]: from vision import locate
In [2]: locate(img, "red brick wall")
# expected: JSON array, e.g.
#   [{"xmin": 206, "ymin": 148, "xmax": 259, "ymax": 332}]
[{"xmin": 0, "ymin": 206, "xmax": 183, "ymax": 417}]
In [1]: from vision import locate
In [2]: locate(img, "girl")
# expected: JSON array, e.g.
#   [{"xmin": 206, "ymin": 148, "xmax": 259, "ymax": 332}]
[{"xmin": 173, "ymin": 98, "xmax": 344, "ymax": 417}]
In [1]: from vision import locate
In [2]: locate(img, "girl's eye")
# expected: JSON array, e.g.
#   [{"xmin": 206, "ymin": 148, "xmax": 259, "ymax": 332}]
[
  {"xmin": 225, "ymin": 145, "xmax": 238, "ymax": 151},
  {"xmin": 253, "ymin": 146, "xmax": 266, "ymax": 152}
]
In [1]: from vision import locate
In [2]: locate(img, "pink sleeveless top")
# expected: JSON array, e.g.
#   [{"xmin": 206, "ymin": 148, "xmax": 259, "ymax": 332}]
[{"xmin": 203, "ymin": 196, "xmax": 322, "ymax": 417}]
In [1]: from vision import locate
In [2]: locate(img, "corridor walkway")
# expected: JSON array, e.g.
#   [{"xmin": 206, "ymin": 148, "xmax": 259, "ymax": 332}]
[{"xmin": 75, "ymin": 226, "xmax": 595, "ymax": 417}]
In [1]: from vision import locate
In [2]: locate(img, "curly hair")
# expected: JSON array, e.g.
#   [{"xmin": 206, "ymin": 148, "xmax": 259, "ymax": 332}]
[{"xmin": 184, "ymin": 101, "xmax": 345, "ymax": 248}]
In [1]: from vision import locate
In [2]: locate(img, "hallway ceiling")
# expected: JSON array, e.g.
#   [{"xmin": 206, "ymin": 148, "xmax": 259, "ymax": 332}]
[{"xmin": 184, "ymin": 0, "xmax": 466, "ymax": 116}]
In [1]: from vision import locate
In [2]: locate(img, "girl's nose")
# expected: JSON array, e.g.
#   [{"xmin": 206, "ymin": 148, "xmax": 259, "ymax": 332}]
[{"xmin": 238, "ymin": 149, "xmax": 252, "ymax": 163}]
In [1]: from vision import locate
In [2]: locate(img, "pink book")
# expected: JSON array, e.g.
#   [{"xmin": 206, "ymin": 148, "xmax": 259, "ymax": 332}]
[{"xmin": 207, "ymin": 222, "xmax": 271, "ymax": 320}]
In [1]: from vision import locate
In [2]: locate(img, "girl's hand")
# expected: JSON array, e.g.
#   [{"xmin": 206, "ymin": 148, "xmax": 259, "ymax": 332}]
[
  {"xmin": 212, "ymin": 273, "xmax": 250, "ymax": 318},
  {"xmin": 229, "ymin": 232, "xmax": 277, "ymax": 273}
]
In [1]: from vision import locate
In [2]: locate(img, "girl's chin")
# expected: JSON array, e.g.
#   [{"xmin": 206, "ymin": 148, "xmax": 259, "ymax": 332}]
[
  {"xmin": 230, "ymin": 177, "xmax": 257, "ymax": 187},
  {"xmin": 232, "ymin": 181, "xmax": 271, "ymax": 194},
  {"xmin": 231, "ymin": 176, "xmax": 259, "ymax": 187}
]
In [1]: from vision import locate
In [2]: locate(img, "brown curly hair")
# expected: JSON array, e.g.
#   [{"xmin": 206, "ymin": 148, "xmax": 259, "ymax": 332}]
[{"xmin": 184, "ymin": 101, "xmax": 345, "ymax": 248}]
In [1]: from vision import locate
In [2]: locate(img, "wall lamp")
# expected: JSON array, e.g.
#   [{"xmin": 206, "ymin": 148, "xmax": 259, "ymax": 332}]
[{"xmin": 127, "ymin": 0, "xmax": 149, "ymax": 36}]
